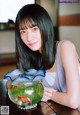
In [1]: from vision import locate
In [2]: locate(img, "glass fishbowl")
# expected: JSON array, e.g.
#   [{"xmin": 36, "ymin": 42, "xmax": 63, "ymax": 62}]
[{"xmin": 8, "ymin": 81, "xmax": 44, "ymax": 110}]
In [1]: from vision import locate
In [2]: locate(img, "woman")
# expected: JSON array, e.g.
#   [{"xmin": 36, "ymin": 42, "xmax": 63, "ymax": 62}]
[{"xmin": 8, "ymin": 4, "xmax": 80, "ymax": 109}]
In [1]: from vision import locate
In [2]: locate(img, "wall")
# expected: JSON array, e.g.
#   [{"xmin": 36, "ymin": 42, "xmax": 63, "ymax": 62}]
[
  {"xmin": 0, "ymin": 30, "xmax": 15, "ymax": 54},
  {"xmin": 36, "ymin": 0, "xmax": 58, "ymax": 26},
  {"xmin": 59, "ymin": 3, "xmax": 80, "ymax": 56}
]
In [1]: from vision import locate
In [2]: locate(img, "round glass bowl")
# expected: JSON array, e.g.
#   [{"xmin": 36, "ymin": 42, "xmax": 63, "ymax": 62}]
[{"xmin": 8, "ymin": 81, "xmax": 44, "ymax": 110}]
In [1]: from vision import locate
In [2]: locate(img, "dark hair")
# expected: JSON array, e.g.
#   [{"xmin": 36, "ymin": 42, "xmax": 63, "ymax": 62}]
[{"xmin": 15, "ymin": 4, "xmax": 55, "ymax": 70}]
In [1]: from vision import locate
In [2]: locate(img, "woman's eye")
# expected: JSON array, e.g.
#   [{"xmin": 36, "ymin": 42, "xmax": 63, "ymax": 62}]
[
  {"xmin": 32, "ymin": 26, "xmax": 38, "ymax": 31},
  {"xmin": 20, "ymin": 30, "xmax": 26, "ymax": 34},
  {"xmin": 34, "ymin": 27, "xmax": 37, "ymax": 30}
]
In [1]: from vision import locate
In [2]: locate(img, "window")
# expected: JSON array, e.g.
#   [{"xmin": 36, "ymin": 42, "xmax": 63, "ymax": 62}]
[{"xmin": 0, "ymin": 0, "xmax": 35, "ymax": 23}]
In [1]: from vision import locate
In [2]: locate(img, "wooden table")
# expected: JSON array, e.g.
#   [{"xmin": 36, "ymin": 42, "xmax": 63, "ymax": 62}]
[{"xmin": 0, "ymin": 80, "xmax": 80, "ymax": 115}]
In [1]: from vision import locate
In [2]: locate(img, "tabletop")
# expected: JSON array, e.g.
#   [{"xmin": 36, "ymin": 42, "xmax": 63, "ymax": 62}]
[{"xmin": 0, "ymin": 80, "xmax": 80, "ymax": 115}]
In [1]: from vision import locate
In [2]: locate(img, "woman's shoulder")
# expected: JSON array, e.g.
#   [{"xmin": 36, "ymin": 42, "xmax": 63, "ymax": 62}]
[
  {"xmin": 59, "ymin": 40, "xmax": 76, "ymax": 52},
  {"xmin": 56, "ymin": 40, "xmax": 77, "ymax": 63},
  {"xmin": 58, "ymin": 40, "xmax": 78, "ymax": 66},
  {"xmin": 59, "ymin": 39, "xmax": 75, "ymax": 46}
]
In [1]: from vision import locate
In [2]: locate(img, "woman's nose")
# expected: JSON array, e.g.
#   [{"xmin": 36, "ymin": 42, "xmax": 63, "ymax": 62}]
[{"xmin": 27, "ymin": 29, "xmax": 33, "ymax": 41}]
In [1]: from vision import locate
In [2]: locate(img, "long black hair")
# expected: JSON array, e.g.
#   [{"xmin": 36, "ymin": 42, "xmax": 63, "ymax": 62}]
[{"xmin": 15, "ymin": 4, "xmax": 55, "ymax": 70}]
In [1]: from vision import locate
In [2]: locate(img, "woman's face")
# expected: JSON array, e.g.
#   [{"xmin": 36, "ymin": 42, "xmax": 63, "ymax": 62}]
[{"xmin": 19, "ymin": 23, "xmax": 42, "ymax": 52}]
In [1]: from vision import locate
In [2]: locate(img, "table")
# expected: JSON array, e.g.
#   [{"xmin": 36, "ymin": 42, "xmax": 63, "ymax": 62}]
[{"xmin": 0, "ymin": 80, "xmax": 80, "ymax": 115}]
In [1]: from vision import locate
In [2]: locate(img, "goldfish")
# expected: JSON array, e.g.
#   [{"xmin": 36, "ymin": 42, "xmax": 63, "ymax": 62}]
[{"xmin": 17, "ymin": 96, "xmax": 30, "ymax": 103}]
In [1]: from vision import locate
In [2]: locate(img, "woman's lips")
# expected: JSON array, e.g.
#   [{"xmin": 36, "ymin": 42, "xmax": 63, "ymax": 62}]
[{"xmin": 28, "ymin": 41, "xmax": 38, "ymax": 46}]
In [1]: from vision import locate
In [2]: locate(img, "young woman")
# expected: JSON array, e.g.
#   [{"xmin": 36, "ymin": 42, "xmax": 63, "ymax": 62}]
[{"xmin": 8, "ymin": 4, "xmax": 80, "ymax": 109}]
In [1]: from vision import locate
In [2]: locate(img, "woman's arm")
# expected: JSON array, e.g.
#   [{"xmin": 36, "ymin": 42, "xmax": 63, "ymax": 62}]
[{"xmin": 42, "ymin": 40, "xmax": 80, "ymax": 109}]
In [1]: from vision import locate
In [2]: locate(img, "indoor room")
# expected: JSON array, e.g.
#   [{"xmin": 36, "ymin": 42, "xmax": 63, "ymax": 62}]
[
  {"xmin": 0, "ymin": 0, "xmax": 80, "ymax": 78},
  {"xmin": 0, "ymin": 0, "xmax": 80, "ymax": 114}
]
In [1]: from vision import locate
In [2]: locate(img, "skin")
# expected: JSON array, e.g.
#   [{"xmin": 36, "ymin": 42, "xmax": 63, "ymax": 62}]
[
  {"xmin": 20, "ymin": 25, "xmax": 41, "ymax": 52},
  {"xmin": 20, "ymin": 25, "xmax": 80, "ymax": 109}
]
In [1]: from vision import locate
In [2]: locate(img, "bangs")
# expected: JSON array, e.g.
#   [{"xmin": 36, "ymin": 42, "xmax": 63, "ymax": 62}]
[{"xmin": 19, "ymin": 17, "xmax": 36, "ymax": 30}]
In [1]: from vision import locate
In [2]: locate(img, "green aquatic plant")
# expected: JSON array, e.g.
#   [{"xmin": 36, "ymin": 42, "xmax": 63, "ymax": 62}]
[{"xmin": 8, "ymin": 81, "xmax": 44, "ymax": 106}]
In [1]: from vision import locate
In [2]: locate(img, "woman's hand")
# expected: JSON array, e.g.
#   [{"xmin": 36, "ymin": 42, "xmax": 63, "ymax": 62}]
[
  {"xmin": 41, "ymin": 87, "xmax": 57, "ymax": 102},
  {"xmin": 6, "ymin": 80, "xmax": 11, "ymax": 88}
]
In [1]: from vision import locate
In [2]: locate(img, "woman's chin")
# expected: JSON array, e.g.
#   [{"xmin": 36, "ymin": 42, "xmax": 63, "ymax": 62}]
[{"xmin": 30, "ymin": 47, "xmax": 40, "ymax": 51}]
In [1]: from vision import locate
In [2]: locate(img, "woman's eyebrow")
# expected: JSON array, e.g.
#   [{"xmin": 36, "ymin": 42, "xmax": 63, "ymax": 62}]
[
  {"xmin": 19, "ymin": 24, "xmax": 37, "ymax": 30},
  {"xmin": 30, "ymin": 24, "xmax": 37, "ymax": 27}
]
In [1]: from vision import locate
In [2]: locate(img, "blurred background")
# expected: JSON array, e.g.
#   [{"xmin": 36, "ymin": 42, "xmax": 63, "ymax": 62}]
[{"xmin": 0, "ymin": 0, "xmax": 80, "ymax": 78}]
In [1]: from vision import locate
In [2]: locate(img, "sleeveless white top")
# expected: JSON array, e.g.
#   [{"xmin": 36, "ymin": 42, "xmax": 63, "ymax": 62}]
[{"xmin": 42, "ymin": 40, "xmax": 80, "ymax": 109}]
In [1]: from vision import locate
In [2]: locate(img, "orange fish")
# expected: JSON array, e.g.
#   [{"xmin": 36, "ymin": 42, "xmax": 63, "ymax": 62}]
[
  {"xmin": 17, "ymin": 96, "xmax": 30, "ymax": 103},
  {"xmin": 10, "ymin": 85, "xmax": 19, "ymax": 90}
]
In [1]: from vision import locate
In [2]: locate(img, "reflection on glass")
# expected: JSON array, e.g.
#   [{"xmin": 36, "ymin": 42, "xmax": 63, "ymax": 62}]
[{"xmin": 40, "ymin": 102, "xmax": 56, "ymax": 115}]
